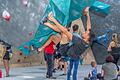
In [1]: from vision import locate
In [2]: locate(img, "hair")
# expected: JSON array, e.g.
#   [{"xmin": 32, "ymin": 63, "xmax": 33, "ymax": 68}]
[
  {"xmin": 82, "ymin": 29, "xmax": 95, "ymax": 42},
  {"xmin": 91, "ymin": 61, "xmax": 96, "ymax": 67},
  {"xmin": 72, "ymin": 24, "xmax": 79, "ymax": 32},
  {"xmin": 67, "ymin": 28, "xmax": 70, "ymax": 31},
  {"xmin": 112, "ymin": 33, "xmax": 118, "ymax": 47},
  {"xmin": 88, "ymin": 30, "xmax": 96, "ymax": 42},
  {"xmin": 6, "ymin": 46, "xmax": 11, "ymax": 50},
  {"xmin": 65, "ymin": 27, "xmax": 70, "ymax": 31},
  {"xmin": 105, "ymin": 55, "xmax": 114, "ymax": 63},
  {"xmin": 92, "ymin": 31, "xmax": 96, "ymax": 37}
]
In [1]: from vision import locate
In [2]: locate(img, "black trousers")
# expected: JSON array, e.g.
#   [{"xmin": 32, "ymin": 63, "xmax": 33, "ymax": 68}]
[
  {"xmin": 44, "ymin": 53, "xmax": 54, "ymax": 77},
  {"xmin": 111, "ymin": 53, "xmax": 120, "ymax": 71}
]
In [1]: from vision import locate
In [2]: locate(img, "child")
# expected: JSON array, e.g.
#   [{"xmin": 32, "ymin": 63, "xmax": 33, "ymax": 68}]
[{"xmin": 88, "ymin": 61, "xmax": 97, "ymax": 80}]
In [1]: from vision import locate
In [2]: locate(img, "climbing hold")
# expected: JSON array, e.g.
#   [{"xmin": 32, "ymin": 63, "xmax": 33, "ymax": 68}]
[
  {"xmin": 24, "ymin": 56, "xmax": 27, "ymax": 59},
  {"xmin": 17, "ymin": 59, "xmax": 21, "ymax": 63},
  {"xmin": 22, "ymin": 0, "xmax": 28, "ymax": 7},
  {"xmin": 9, "ymin": 53, "xmax": 13, "ymax": 58},
  {"xmin": 24, "ymin": 45, "xmax": 28, "ymax": 49},
  {"xmin": 39, "ymin": 38, "xmax": 44, "ymax": 42},
  {"xmin": 2, "ymin": 10, "xmax": 11, "ymax": 22},
  {"xmin": 19, "ymin": 51, "xmax": 23, "ymax": 56},
  {"xmin": 29, "ymin": 32, "xmax": 32, "ymax": 35}
]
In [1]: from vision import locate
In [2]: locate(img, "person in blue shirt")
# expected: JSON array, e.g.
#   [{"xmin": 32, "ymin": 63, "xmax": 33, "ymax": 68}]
[{"xmin": 88, "ymin": 61, "xmax": 97, "ymax": 80}]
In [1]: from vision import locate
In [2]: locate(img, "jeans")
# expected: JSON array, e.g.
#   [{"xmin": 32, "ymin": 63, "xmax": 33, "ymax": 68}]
[
  {"xmin": 67, "ymin": 58, "xmax": 79, "ymax": 80},
  {"xmin": 45, "ymin": 54, "xmax": 54, "ymax": 77}
]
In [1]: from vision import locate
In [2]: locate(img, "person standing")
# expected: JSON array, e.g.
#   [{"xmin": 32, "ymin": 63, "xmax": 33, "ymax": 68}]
[
  {"xmin": 58, "ymin": 28, "xmax": 70, "ymax": 75},
  {"xmin": 38, "ymin": 34, "xmax": 61, "ymax": 79},
  {"xmin": 3, "ymin": 45, "xmax": 12, "ymax": 77},
  {"xmin": 107, "ymin": 33, "xmax": 120, "ymax": 71}
]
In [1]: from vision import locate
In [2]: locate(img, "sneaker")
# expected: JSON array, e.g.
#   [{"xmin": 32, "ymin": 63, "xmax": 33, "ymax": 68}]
[
  {"xmin": 84, "ymin": 77, "xmax": 89, "ymax": 80},
  {"xmin": 60, "ymin": 73, "xmax": 66, "ymax": 76},
  {"xmin": 60, "ymin": 68, "xmax": 63, "ymax": 70},
  {"xmin": 46, "ymin": 74, "xmax": 49, "ymax": 78},
  {"xmin": 53, "ymin": 69, "xmax": 56, "ymax": 73},
  {"xmin": 6, "ymin": 74, "xmax": 10, "ymax": 77},
  {"xmin": 57, "ymin": 66, "xmax": 60, "ymax": 69},
  {"xmin": 49, "ymin": 76, "xmax": 56, "ymax": 79}
]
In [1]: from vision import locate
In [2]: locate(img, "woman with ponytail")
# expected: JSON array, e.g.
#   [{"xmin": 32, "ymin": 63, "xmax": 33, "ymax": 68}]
[{"xmin": 108, "ymin": 33, "xmax": 120, "ymax": 71}]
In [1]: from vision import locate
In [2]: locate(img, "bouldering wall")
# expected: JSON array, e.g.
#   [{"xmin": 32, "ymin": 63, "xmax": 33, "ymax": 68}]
[
  {"xmin": 0, "ymin": 0, "xmax": 49, "ymax": 67},
  {"xmin": 0, "ymin": 0, "xmax": 49, "ymax": 47},
  {"xmin": 0, "ymin": 44, "xmax": 46, "ymax": 67},
  {"xmin": 0, "ymin": 0, "xmax": 120, "ymax": 65},
  {"xmin": 91, "ymin": 0, "xmax": 120, "ymax": 64}
]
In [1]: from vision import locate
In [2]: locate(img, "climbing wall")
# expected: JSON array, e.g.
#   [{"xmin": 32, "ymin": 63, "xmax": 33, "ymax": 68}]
[
  {"xmin": 0, "ymin": 44, "xmax": 45, "ymax": 67},
  {"xmin": 91, "ymin": 0, "xmax": 120, "ymax": 64},
  {"xmin": 0, "ymin": 0, "xmax": 49, "ymax": 47},
  {"xmin": 0, "ymin": 0, "xmax": 120, "ymax": 65},
  {"xmin": 0, "ymin": 0, "xmax": 49, "ymax": 66},
  {"xmin": 32, "ymin": 0, "xmax": 96, "ymax": 49}
]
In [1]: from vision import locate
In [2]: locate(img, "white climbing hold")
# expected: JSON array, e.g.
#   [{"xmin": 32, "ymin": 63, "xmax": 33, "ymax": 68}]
[
  {"xmin": 22, "ymin": 0, "xmax": 28, "ymax": 6},
  {"xmin": 44, "ymin": 27, "xmax": 49, "ymax": 30},
  {"xmin": 39, "ymin": 38, "xmax": 44, "ymax": 42},
  {"xmin": 2, "ymin": 10, "xmax": 11, "ymax": 21}
]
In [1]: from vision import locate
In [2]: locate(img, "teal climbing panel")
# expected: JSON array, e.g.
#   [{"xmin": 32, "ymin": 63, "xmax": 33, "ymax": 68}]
[{"xmin": 33, "ymin": 0, "xmax": 96, "ymax": 48}]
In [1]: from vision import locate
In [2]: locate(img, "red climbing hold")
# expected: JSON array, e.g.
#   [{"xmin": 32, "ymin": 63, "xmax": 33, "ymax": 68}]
[
  {"xmin": 2, "ymin": 10, "xmax": 11, "ymax": 22},
  {"xmin": 29, "ymin": 32, "xmax": 32, "ymax": 35},
  {"xmin": 19, "ymin": 51, "xmax": 23, "ymax": 56},
  {"xmin": 24, "ymin": 45, "xmax": 28, "ymax": 49},
  {"xmin": 17, "ymin": 59, "xmax": 21, "ymax": 63}
]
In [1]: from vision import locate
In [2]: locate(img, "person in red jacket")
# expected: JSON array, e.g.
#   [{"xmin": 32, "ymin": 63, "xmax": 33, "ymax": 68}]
[{"xmin": 38, "ymin": 34, "xmax": 61, "ymax": 79}]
